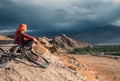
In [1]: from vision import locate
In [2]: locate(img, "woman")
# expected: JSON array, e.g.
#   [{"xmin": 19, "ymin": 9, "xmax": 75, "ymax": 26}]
[
  {"xmin": 10, "ymin": 24, "xmax": 39, "ymax": 53},
  {"xmin": 14, "ymin": 24, "xmax": 39, "ymax": 46}
]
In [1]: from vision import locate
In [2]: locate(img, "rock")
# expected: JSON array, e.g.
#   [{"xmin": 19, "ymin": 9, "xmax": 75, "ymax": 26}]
[{"xmin": 50, "ymin": 34, "xmax": 90, "ymax": 51}]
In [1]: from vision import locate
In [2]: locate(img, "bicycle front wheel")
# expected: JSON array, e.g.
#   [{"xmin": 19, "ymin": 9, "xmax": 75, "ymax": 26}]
[
  {"xmin": 0, "ymin": 48, "xmax": 9, "ymax": 68},
  {"xmin": 21, "ymin": 47, "xmax": 50, "ymax": 68}
]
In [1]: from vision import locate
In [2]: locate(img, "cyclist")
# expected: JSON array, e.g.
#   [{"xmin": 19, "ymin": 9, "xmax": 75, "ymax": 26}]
[{"xmin": 10, "ymin": 24, "xmax": 39, "ymax": 54}]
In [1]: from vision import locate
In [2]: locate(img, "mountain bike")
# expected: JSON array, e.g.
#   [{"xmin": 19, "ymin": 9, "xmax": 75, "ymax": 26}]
[{"xmin": 0, "ymin": 43, "xmax": 50, "ymax": 68}]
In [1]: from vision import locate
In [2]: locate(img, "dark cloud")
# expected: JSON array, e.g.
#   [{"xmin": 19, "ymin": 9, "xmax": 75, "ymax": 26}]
[{"xmin": 0, "ymin": 0, "xmax": 120, "ymax": 35}]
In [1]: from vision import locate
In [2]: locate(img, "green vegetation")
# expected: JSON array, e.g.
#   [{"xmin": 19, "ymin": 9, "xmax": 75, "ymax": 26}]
[{"xmin": 68, "ymin": 45, "xmax": 120, "ymax": 55}]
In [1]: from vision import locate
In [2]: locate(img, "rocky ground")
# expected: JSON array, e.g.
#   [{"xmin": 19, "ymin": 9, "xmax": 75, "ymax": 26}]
[
  {"xmin": 0, "ymin": 34, "xmax": 119, "ymax": 81},
  {"xmin": 0, "ymin": 53, "xmax": 105, "ymax": 81}
]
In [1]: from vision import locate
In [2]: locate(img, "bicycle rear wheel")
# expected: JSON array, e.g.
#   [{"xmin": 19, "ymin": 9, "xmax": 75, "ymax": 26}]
[
  {"xmin": 21, "ymin": 47, "xmax": 50, "ymax": 68},
  {"xmin": 0, "ymin": 48, "xmax": 9, "ymax": 68}
]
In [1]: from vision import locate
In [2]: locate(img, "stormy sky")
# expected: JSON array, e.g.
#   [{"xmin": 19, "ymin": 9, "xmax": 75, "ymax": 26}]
[{"xmin": 0, "ymin": 0, "xmax": 120, "ymax": 35}]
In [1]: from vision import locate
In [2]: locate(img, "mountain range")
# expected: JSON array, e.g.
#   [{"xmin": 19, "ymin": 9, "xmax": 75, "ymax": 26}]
[
  {"xmin": 73, "ymin": 25, "xmax": 120, "ymax": 44},
  {"xmin": 43, "ymin": 25, "xmax": 120, "ymax": 44}
]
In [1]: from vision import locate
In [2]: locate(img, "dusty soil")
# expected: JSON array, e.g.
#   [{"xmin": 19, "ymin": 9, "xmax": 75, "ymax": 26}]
[
  {"xmin": 0, "ymin": 53, "xmax": 104, "ymax": 81},
  {"xmin": 0, "ymin": 35, "xmax": 119, "ymax": 81},
  {"xmin": 68, "ymin": 54, "xmax": 120, "ymax": 81}
]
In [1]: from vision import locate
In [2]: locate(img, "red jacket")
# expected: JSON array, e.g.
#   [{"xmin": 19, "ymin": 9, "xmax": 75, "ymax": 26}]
[{"xmin": 14, "ymin": 31, "xmax": 34, "ymax": 45}]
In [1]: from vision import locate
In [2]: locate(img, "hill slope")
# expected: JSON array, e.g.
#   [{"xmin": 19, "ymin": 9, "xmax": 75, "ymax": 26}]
[
  {"xmin": 0, "ymin": 35, "xmax": 12, "ymax": 40},
  {"xmin": 0, "ymin": 35, "xmax": 104, "ymax": 81},
  {"xmin": 0, "ymin": 53, "xmax": 104, "ymax": 81}
]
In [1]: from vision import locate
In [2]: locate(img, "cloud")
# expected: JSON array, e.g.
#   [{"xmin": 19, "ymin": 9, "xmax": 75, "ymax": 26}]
[
  {"xmin": 112, "ymin": 20, "xmax": 120, "ymax": 26},
  {"xmin": 0, "ymin": 0, "xmax": 120, "ymax": 34}
]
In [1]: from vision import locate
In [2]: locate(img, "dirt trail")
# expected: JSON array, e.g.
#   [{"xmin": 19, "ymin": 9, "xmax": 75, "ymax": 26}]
[{"xmin": 69, "ymin": 54, "xmax": 120, "ymax": 81}]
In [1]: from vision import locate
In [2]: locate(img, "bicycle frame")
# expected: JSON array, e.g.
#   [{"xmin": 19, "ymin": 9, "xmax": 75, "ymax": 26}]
[
  {"xmin": 0, "ymin": 44, "xmax": 19, "ymax": 53},
  {"xmin": 0, "ymin": 43, "xmax": 50, "ymax": 68}
]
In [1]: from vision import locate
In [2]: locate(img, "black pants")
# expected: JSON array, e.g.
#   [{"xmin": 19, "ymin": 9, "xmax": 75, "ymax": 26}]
[
  {"xmin": 22, "ymin": 40, "xmax": 34, "ymax": 48},
  {"xmin": 10, "ymin": 40, "xmax": 34, "ymax": 52}
]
